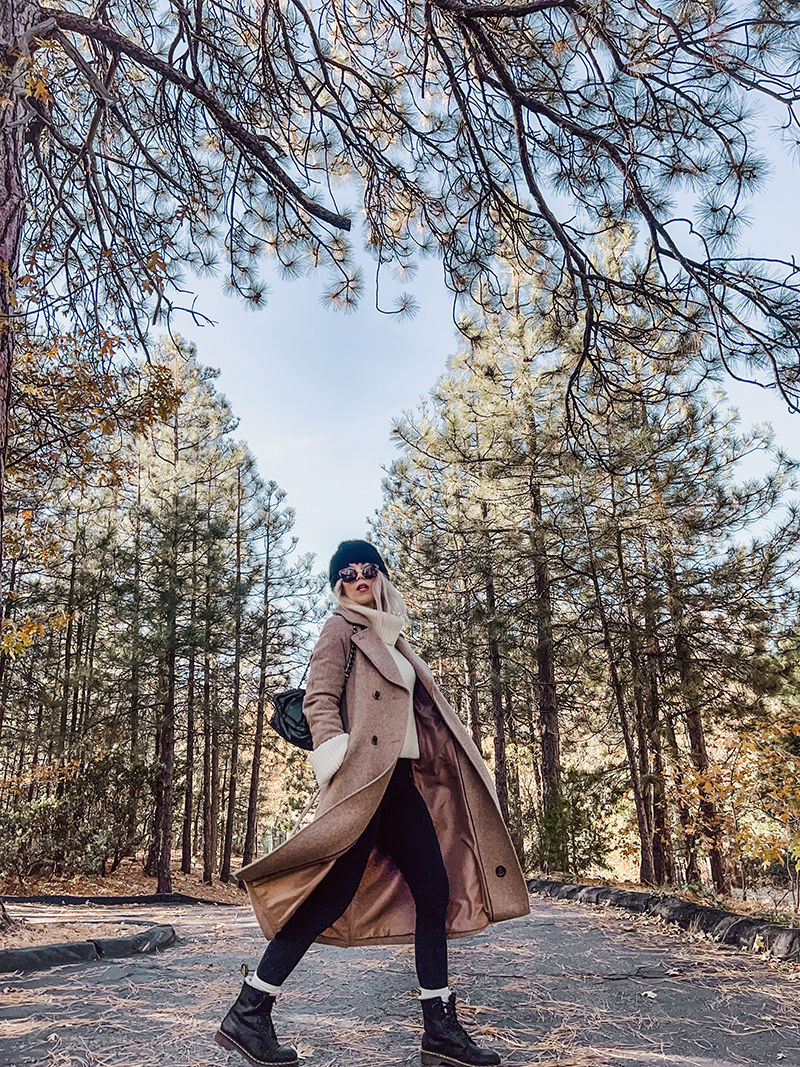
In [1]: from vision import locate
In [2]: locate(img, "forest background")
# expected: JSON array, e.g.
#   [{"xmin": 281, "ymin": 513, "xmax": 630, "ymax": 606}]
[{"xmin": 0, "ymin": 0, "xmax": 799, "ymax": 917}]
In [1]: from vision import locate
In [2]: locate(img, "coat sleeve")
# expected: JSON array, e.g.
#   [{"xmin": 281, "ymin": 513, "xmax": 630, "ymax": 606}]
[{"xmin": 303, "ymin": 615, "xmax": 352, "ymax": 749}]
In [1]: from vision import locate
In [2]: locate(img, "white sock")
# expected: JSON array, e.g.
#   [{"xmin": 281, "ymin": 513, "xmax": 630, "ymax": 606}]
[
  {"xmin": 419, "ymin": 986, "xmax": 452, "ymax": 1002},
  {"xmin": 246, "ymin": 972, "xmax": 282, "ymax": 996}
]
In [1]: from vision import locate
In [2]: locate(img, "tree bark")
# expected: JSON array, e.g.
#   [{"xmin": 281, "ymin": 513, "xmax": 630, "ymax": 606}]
[
  {"xmin": 0, "ymin": 0, "xmax": 35, "ymax": 610},
  {"xmin": 464, "ymin": 648, "xmax": 482, "ymax": 754},
  {"xmin": 220, "ymin": 470, "xmax": 243, "ymax": 882},
  {"xmin": 126, "ymin": 459, "xmax": 143, "ymax": 850},
  {"xmin": 58, "ymin": 545, "xmax": 78, "ymax": 762},
  {"xmin": 657, "ymin": 517, "xmax": 729, "ymax": 892},
  {"xmin": 181, "ymin": 484, "xmax": 199, "ymax": 874},
  {"xmin": 244, "ymin": 527, "xmax": 272, "ymax": 866},
  {"xmin": 181, "ymin": 640, "xmax": 196, "ymax": 874},
  {"xmin": 613, "ymin": 514, "xmax": 657, "ymax": 885},
  {"xmin": 581, "ymin": 501, "xmax": 656, "ymax": 884},
  {"xmin": 663, "ymin": 712, "xmax": 702, "ymax": 884},
  {"xmin": 155, "ymin": 637, "xmax": 176, "ymax": 894},
  {"xmin": 153, "ymin": 416, "xmax": 182, "ymax": 895},
  {"xmin": 202, "ymin": 612, "xmax": 213, "ymax": 883},
  {"xmin": 211, "ymin": 709, "xmax": 220, "ymax": 872},
  {"xmin": 529, "ymin": 463, "xmax": 561, "ymax": 815},
  {"xmin": 0, "ymin": 555, "xmax": 17, "ymax": 732},
  {"xmin": 504, "ymin": 687, "xmax": 525, "ymax": 862},
  {"xmin": 484, "ymin": 570, "xmax": 509, "ymax": 823}
]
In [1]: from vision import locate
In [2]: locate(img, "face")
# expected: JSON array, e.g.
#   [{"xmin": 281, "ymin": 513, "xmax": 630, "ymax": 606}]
[{"xmin": 340, "ymin": 563, "xmax": 378, "ymax": 609}]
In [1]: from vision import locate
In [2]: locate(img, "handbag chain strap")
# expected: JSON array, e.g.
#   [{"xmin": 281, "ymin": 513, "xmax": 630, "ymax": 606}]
[
  {"xmin": 339, "ymin": 625, "xmax": 358, "ymax": 698},
  {"xmin": 341, "ymin": 623, "xmax": 356, "ymax": 682}
]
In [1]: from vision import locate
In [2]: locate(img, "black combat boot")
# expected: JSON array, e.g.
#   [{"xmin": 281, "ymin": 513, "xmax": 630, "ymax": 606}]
[
  {"xmin": 215, "ymin": 981, "xmax": 298, "ymax": 1066},
  {"xmin": 420, "ymin": 992, "xmax": 501, "ymax": 1067}
]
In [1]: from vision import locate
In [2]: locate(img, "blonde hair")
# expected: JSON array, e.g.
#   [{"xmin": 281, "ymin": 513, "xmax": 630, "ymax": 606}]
[{"xmin": 335, "ymin": 571, "xmax": 408, "ymax": 619}]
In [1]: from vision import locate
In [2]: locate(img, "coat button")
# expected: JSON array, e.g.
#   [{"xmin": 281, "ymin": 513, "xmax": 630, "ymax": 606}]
[
  {"xmin": 371, "ymin": 735, "xmax": 379, "ymax": 745},
  {"xmin": 495, "ymin": 865, "xmax": 507, "ymax": 878},
  {"xmin": 373, "ymin": 690, "xmax": 381, "ymax": 699}
]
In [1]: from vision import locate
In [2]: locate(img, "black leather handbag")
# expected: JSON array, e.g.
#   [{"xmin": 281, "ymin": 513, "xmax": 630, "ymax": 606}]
[{"xmin": 270, "ymin": 628, "xmax": 357, "ymax": 750}]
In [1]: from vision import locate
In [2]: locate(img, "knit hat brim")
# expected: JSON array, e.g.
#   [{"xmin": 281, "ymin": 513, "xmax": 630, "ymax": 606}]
[{"xmin": 329, "ymin": 540, "xmax": 389, "ymax": 587}]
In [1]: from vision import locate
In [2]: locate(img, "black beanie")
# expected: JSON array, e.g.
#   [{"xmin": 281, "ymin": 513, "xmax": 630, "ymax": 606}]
[{"xmin": 329, "ymin": 540, "xmax": 389, "ymax": 588}]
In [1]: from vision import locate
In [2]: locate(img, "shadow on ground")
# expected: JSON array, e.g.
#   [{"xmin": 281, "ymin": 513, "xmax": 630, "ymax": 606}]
[{"xmin": 2, "ymin": 895, "xmax": 799, "ymax": 1067}]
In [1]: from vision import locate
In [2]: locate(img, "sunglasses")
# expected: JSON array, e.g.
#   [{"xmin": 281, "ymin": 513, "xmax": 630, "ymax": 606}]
[{"xmin": 339, "ymin": 563, "xmax": 380, "ymax": 583}]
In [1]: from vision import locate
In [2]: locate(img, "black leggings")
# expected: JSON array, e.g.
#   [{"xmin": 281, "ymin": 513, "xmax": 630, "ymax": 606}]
[{"xmin": 257, "ymin": 759, "xmax": 450, "ymax": 988}]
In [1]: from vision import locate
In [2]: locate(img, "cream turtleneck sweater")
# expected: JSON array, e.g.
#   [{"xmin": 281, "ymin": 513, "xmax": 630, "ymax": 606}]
[
  {"xmin": 341, "ymin": 601, "xmax": 420, "ymax": 759},
  {"xmin": 308, "ymin": 601, "xmax": 420, "ymax": 788}
]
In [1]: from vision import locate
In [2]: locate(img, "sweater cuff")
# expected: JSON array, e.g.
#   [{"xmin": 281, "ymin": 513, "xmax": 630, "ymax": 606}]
[{"xmin": 309, "ymin": 733, "xmax": 349, "ymax": 787}]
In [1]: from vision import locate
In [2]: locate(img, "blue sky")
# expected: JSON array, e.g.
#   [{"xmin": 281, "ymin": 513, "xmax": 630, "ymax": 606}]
[
  {"xmin": 175, "ymin": 136, "xmax": 799, "ymax": 575},
  {"xmin": 178, "ymin": 258, "xmax": 460, "ymax": 569}
]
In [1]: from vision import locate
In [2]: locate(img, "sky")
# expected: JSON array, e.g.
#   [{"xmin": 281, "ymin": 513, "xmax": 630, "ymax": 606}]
[{"xmin": 175, "ymin": 133, "xmax": 800, "ymax": 577}]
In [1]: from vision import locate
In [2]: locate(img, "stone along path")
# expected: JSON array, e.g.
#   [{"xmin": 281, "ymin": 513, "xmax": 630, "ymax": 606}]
[{"xmin": 2, "ymin": 894, "xmax": 799, "ymax": 1067}]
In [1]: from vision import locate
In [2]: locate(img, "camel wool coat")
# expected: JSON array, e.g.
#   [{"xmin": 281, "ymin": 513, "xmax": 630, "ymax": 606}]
[{"xmin": 236, "ymin": 602, "xmax": 530, "ymax": 946}]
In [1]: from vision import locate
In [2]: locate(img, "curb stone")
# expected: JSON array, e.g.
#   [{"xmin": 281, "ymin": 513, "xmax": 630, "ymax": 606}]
[
  {"xmin": 527, "ymin": 878, "xmax": 800, "ymax": 960},
  {"xmin": 0, "ymin": 923, "xmax": 176, "ymax": 973}
]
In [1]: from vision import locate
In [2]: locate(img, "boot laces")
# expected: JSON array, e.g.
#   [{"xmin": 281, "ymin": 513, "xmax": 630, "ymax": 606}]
[{"xmin": 444, "ymin": 996, "xmax": 479, "ymax": 1049}]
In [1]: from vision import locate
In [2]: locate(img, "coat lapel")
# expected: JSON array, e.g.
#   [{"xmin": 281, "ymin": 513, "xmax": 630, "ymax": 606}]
[
  {"xmin": 335, "ymin": 606, "xmax": 406, "ymax": 690},
  {"xmin": 352, "ymin": 628, "xmax": 406, "ymax": 689}
]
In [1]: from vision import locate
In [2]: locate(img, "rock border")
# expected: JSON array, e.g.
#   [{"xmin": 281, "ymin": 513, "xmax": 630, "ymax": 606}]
[
  {"xmin": 0, "ymin": 923, "xmax": 177, "ymax": 973},
  {"xmin": 528, "ymin": 878, "xmax": 800, "ymax": 961}
]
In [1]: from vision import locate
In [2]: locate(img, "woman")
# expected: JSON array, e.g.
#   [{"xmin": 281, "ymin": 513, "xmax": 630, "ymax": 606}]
[{"xmin": 218, "ymin": 540, "xmax": 529, "ymax": 1067}]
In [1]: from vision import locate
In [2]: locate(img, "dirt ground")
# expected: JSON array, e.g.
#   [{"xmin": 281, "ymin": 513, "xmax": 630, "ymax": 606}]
[
  {"xmin": 1, "ymin": 857, "xmax": 245, "ymax": 950},
  {"xmin": 0, "ymin": 854, "xmax": 246, "ymax": 905},
  {"xmin": 3, "ymin": 895, "xmax": 800, "ymax": 1067}
]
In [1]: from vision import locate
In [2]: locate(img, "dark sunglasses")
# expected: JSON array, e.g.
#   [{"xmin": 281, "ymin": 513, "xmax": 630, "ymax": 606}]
[{"xmin": 339, "ymin": 563, "xmax": 380, "ymax": 583}]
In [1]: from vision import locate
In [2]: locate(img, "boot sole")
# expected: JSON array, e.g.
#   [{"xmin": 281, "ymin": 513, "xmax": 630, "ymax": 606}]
[
  {"xmin": 421, "ymin": 1052, "xmax": 500, "ymax": 1067},
  {"xmin": 215, "ymin": 1029, "xmax": 299, "ymax": 1066}
]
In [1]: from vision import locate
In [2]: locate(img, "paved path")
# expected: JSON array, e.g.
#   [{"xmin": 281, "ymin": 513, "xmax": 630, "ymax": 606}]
[{"xmin": 2, "ymin": 895, "xmax": 799, "ymax": 1067}]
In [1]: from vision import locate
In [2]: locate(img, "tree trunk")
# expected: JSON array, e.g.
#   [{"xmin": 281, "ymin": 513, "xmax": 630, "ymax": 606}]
[
  {"xmin": 59, "ymin": 546, "xmax": 78, "ymax": 763},
  {"xmin": 202, "ymin": 619, "xmax": 213, "ymax": 884},
  {"xmin": 458, "ymin": 576, "xmax": 483, "ymax": 753},
  {"xmin": 504, "ymin": 687, "xmax": 525, "ymax": 863},
  {"xmin": 0, "ymin": 899, "xmax": 16, "ymax": 933},
  {"xmin": 663, "ymin": 712, "xmax": 702, "ymax": 884},
  {"xmin": 144, "ymin": 720, "xmax": 162, "ymax": 878},
  {"xmin": 0, "ymin": 555, "xmax": 17, "ymax": 734},
  {"xmin": 464, "ymin": 648, "xmax": 482, "ymax": 754},
  {"xmin": 211, "ymin": 710, "xmax": 220, "ymax": 873},
  {"xmin": 155, "ymin": 643, "xmax": 176, "ymax": 894},
  {"xmin": 77, "ymin": 590, "xmax": 99, "ymax": 741},
  {"xmin": 581, "ymin": 502, "xmax": 655, "ymax": 884},
  {"xmin": 220, "ymin": 471, "xmax": 243, "ymax": 882},
  {"xmin": 644, "ymin": 444, "xmax": 728, "ymax": 893},
  {"xmin": 181, "ymin": 485, "xmax": 199, "ymax": 874},
  {"xmin": 68, "ymin": 610, "xmax": 84, "ymax": 741},
  {"xmin": 484, "ymin": 570, "xmax": 509, "ymax": 824},
  {"xmin": 659, "ymin": 531, "xmax": 728, "ymax": 892},
  {"xmin": 0, "ymin": 0, "xmax": 34, "ymax": 609},
  {"xmin": 244, "ymin": 529, "xmax": 272, "ymax": 866},
  {"xmin": 640, "ymin": 575, "xmax": 675, "ymax": 886},
  {"xmin": 153, "ymin": 411, "xmax": 183, "ymax": 895},
  {"xmin": 154, "ymin": 482, "xmax": 180, "ymax": 894},
  {"xmin": 529, "ymin": 463, "xmax": 561, "ymax": 816},
  {"xmin": 613, "ymin": 517, "xmax": 657, "ymax": 885},
  {"xmin": 181, "ymin": 643, "xmax": 196, "ymax": 874},
  {"xmin": 27, "ymin": 701, "xmax": 43, "ymax": 802},
  {"xmin": 126, "ymin": 461, "xmax": 142, "ymax": 850}
]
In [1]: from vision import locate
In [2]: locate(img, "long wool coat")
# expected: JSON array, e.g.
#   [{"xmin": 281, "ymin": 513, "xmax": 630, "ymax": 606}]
[{"xmin": 236, "ymin": 603, "xmax": 530, "ymax": 946}]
